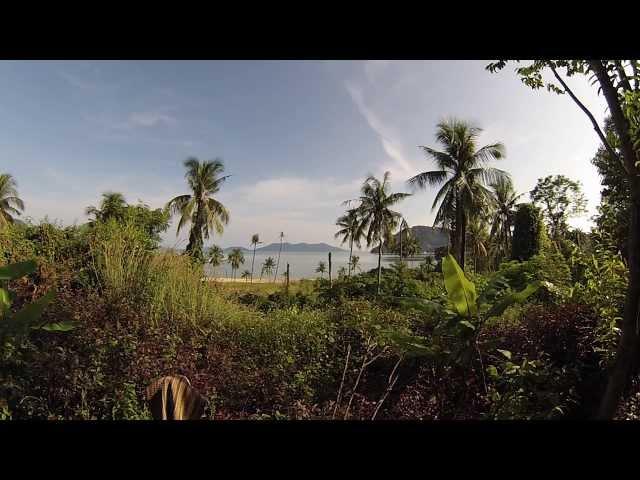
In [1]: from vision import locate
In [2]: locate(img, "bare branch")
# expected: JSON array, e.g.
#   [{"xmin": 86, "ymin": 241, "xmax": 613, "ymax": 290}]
[{"xmin": 550, "ymin": 64, "xmax": 624, "ymax": 171}]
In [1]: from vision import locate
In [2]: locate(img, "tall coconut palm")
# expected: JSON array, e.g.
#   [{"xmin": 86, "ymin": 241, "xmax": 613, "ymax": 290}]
[
  {"xmin": 207, "ymin": 245, "xmax": 225, "ymax": 277},
  {"xmin": 249, "ymin": 233, "xmax": 262, "ymax": 283},
  {"xmin": 273, "ymin": 232, "xmax": 285, "ymax": 282},
  {"xmin": 0, "ymin": 173, "xmax": 24, "ymax": 227},
  {"xmin": 227, "ymin": 248, "xmax": 245, "ymax": 279},
  {"xmin": 334, "ymin": 208, "xmax": 362, "ymax": 277},
  {"xmin": 166, "ymin": 158, "xmax": 230, "ymax": 263},
  {"xmin": 261, "ymin": 256, "xmax": 275, "ymax": 280},
  {"xmin": 407, "ymin": 118, "xmax": 507, "ymax": 270},
  {"xmin": 316, "ymin": 261, "xmax": 327, "ymax": 279},
  {"xmin": 488, "ymin": 176, "xmax": 523, "ymax": 263},
  {"xmin": 357, "ymin": 172, "xmax": 411, "ymax": 294},
  {"xmin": 85, "ymin": 192, "xmax": 127, "ymax": 224}
]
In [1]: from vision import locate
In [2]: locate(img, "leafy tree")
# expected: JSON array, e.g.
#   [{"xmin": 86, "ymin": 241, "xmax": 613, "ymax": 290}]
[
  {"xmin": 261, "ymin": 256, "xmax": 275, "ymax": 280},
  {"xmin": 335, "ymin": 209, "xmax": 362, "ymax": 276},
  {"xmin": 207, "ymin": 245, "xmax": 225, "ymax": 276},
  {"xmin": 227, "ymin": 248, "xmax": 245, "ymax": 279},
  {"xmin": 489, "ymin": 176, "xmax": 523, "ymax": 263},
  {"xmin": 86, "ymin": 194, "xmax": 168, "ymax": 249},
  {"xmin": 349, "ymin": 255, "xmax": 360, "ymax": 273},
  {"xmin": 124, "ymin": 202, "xmax": 170, "ymax": 248},
  {"xmin": 0, "ymin": 174, "xmax": 24, "ymax": 228},
  {"xmin": 486, "ymin": 60, "xmax": 640, "ymax": 418},
  {"xmin": 356, "ymin": 172, "xmax": 410, "ymax": 294},
  {"xmin": 466, "ymin": 215, "xmax": 489, "ymax": 273},
  {"xmin": 511, "ymin": 203, "xmax": 545, "ymax": 261},
  {"xmin": 249, "ymin": 233, "xmax": 262, "ymax": 283},
  {"xmin": 166, "ymin": 158, "xmax": 230, "ymax": 263},
  {"xmin": 407, "ymin": 118, "xmax": 507, "ymax": 270},
  {"xmin": 316, "ymin": 261, "xmax": 326, "ymax": 279},
  {"xmin": 241, "ymin": 270, "xmax": 251, "ymax": 282},
  {"xmin": 86, "ymin": 192, "xmax": 127, "ymax": 224},
  {"xmin": 592, "ymin": 117, "xmax": 632, "ymax": 258},
  {"xmin": 530, "ymin": 175, "xmax": 587, "ymax": 241}
]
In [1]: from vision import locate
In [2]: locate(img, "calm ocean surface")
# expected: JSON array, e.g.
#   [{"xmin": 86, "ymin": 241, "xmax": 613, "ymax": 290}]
[{"xmin": 204, "ymin": 251, "xmax": 428, "ymax": 280}]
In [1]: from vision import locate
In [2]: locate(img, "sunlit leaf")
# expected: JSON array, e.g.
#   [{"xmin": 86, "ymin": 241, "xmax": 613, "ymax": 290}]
[{"xmin": 442, "ymin": 254, "xmax": 478, "ymax": 318}]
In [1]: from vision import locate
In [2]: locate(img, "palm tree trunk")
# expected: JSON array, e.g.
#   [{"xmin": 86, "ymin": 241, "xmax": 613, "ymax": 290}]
[
  {"xmin": 348, "ymin": 238, "xmax": 353, "ymax": 277},
  {"xmin": 251, "ymin": 245, "xmax": 256, "ymax": 283},
  {"xmin": 377, "ymin": 239, "xmax": 383, "ymax": 294},
  {"xmin": 455, "ymin": 192, "xmax": 465, "ymax": 269},
  {"xmin": 274, "ymin": 236, "xmax": 283, "ymax": 282}
]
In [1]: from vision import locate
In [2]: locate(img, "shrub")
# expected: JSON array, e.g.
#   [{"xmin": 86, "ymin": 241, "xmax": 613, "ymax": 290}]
[{"xmin": 512, "ymin": 203, "xmax": 546, "ymax": 261}]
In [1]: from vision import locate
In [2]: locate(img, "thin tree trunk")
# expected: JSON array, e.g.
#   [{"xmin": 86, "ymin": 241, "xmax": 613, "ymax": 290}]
[
  {"xmin": 377, "ymin": 239, "xmax": 382, "ymax": 294},
  {"xmin": 348, "ymin": 238, "xmax": 353, "ymax": 277},
  {"xmin": 588, "ymin": 60, "xmax": 640, "ymax": 419},
  {"xmin": 400, "ymin": 224, "xmax": 403, "ymax": 261},
  {"xmin": 274, "ymin": 235, "xmax": 283, "ymax": 282},
  {"xmin": 328, "ymin": 252, "xmax": 332, "ymax": 287},
  {"xmin": 251, "ymin": 245, "xmax": 256, "ymax": 283}
]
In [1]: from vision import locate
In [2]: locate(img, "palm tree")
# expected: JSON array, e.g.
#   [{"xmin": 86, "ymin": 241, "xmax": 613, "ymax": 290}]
[
  {"xmin": 86, "ymin": 192, "xmax": 127, "ymax": 224},
  {"xmin": 249, "ymin": 233, "xmax": 262, "ymax": 283},
  {"xmin": 261, "ymin": 256, "xmax": 276, "ymax": 280},
  {"xmin": 488, "ymin": 176, "xmax": 523, "ymax": 264},
  {"xmin": 207, "ymin": 245, "xmax": 225, "ymax": 277},
  {"xmin": 241, "ymin": 270, "xmax": 251, "ymax": 282},
  {"xmin": 316, "ymin": 261, "xmax": 327, "ymax": 279},
  {"xmin": 466, "ymin": 215, "xmax": 490, "ymax": 273},
  {"xmin": 0, "ymin": 174, "xmax": 24, "ymax": 227},
  {"xmin": 166, "ymin": 158, "xmax": 230, "ymax": 263},
  {"xmin": 227, "ymin": 248, "xmax": 245, "ymax": 279},
  {"xmin": 335, "ymin": 208, "xmax": 362, "ymax": 277},
  {"xmin": 407, "ymin": 118, "xmax": 507, "ymax": 270},
  {"xmin": 337, "ymin": 266, "xmax": 347, "ymax": 279},
  {"xmin": 398, "ymin": 217, "xmax": 409, "ymax": 260},
  {"xmin": 349, "ymin": 255, "xmax": 361, "ymax": 273},
  {"xmin": 273, "ymin": 232, "xmax": 285, "ymax": 282},
  {"xmin": 357, "ymin": 172, "xmax": 411, "ymax": 294}
]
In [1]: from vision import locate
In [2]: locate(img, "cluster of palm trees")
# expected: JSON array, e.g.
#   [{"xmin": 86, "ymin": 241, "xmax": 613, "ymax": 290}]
[
  {"xmin": 206, "ymin": 242, "xmax": 277, "ymax": 282},
  {"xmin": 334, "ymin": 118, "xmax": 523, "ymax": 291},
  {"xmin": 334, "ymin": 171, "xmax": 411, "ymax": 293}
]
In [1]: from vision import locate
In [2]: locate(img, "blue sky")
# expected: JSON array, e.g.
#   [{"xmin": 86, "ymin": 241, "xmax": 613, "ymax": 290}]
[{"xmin": 0, "ymin": 60, "xmax": 607, "ymax": 249}]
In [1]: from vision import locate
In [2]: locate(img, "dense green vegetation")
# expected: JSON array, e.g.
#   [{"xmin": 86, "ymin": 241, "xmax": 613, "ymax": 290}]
[{"xmin": 1, "ymin": 59, "xmax": 639, "ymax": 420}]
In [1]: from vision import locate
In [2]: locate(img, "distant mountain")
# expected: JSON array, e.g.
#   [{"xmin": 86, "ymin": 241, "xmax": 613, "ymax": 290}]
[
  {"xmin": 371, "ymin": 225, "xmax": 450, "ymax": 254},
  {"xmin": 255, "ymin": 242, "xmax": 347, "ymax": 253},
  {"xmin": 222, "ymin": 246, "xmax": 251, "ymax": 253}
]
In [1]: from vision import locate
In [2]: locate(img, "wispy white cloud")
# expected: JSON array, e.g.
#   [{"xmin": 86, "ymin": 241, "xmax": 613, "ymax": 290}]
[{"xmin": 344, "ymin": 80, "xmax": 414, "ymax": 177}]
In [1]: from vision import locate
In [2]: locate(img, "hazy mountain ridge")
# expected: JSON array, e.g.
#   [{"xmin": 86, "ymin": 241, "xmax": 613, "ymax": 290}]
[
  {"xmin": 223, "ymin": 242, "xmax": 347, "ymax": 253},
  {"xmin": 371, "ymin": 225, "xmax": 450, "ymax": 254}
]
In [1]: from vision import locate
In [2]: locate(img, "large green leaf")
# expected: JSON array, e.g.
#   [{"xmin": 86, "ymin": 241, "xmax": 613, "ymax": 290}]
[
  {"xmin": 485, "ymin": 281, "xmax": 544, "ymax": 319},
  {"xmin": 0, "ymin": 288, "xmax": 10, "ymax": 316},
  {"xmin": 0, "ymin": 261, "xmax": 37, "ymax": 281},
  {"xmin": 442, "ymin": 254, "xmax": 478, "ymax": 318},
  {"xmin": 38, "ymin": 320, "xmax": 77, "ymax": 332},
  {"xmin": 2, "ymin": 290, "xmax": 55, "ymax": 339}
]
